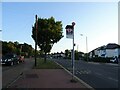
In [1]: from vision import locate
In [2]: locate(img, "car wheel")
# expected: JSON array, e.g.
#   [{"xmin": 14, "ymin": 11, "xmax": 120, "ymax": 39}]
[{"xmin": 10, "ymin": 62, "xmax": 14, "ymax": 66}]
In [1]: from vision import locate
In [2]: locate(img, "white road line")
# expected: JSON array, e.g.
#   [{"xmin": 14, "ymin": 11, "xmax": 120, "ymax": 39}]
[
  {"xmin": 95, "ymin": 72, "xmax": 103, "ymax": 76},
  {"xmin": 76, "ymin": 71, "xmax": 82, "ymax": 74},
  {"xmin": 77, "ymin": 70, "xmax": 91, "ymax": 75},
  {"xmin": 105, "ymin": 63, "xmax": 118, "ymax": 66},
  {"xmin": 108, "ymin": 77, "xmax": 118, "ymax": 82},
  {"xmin": 88, "ymin": 62, "xmax": 100, "ymax": 65},
  {"xmin": 54, "ymin": 61, "xmax": 94, "ymax": 90}
]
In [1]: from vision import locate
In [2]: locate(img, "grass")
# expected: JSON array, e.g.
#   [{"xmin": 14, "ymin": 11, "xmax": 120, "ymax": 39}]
[{"xmin": 33, "ymin": 58, "xmax": 62, "ymax": 69}]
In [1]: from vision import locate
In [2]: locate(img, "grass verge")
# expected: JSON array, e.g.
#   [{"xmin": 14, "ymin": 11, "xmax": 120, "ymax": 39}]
[{"xmin": 33, "ymin": 58, "xmax": 62, "ymax": 69}]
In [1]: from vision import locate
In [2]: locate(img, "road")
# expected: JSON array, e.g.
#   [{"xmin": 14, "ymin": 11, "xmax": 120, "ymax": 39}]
[
  {"xmin": 54, "ymin": 59, "xmax": 119, "ymax": 89},
  {"xmin": 2, "ymin": 58, "xmax": 34, "ymax": 88}
]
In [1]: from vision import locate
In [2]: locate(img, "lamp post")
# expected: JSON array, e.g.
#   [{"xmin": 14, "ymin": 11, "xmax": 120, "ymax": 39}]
[{"xmin": 80, "ymin": 34, "xmax": 88, "ymax": 62}]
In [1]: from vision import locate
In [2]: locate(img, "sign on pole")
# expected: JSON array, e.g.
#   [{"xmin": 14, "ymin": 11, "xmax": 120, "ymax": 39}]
[
  {"xmin": 65, "ymin": 22, "xmax": 76, "ymax": 82},
  {"xmin": 65, "ymin": 25, "xmax": 73, "ymax": 39}
]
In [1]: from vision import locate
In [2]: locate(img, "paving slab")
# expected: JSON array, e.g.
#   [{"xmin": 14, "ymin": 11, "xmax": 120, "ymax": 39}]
[{"xmin": 8, "ymin": 69, "xmax": 88, "ymax": 88}]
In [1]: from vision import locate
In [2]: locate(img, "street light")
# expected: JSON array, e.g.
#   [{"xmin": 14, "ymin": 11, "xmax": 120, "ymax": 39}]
[{"xmin": 80, "ymin": 34, "xmax": 88, "ymax": 62}]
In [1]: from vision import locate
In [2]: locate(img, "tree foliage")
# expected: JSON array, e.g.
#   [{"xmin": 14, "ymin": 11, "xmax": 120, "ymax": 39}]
[
  {"xmin": 2, "ymin": 41, "xmax": 34, "ymax": 57},
  {"xmin": 32, "ymin": 16, "xmax": 63, "ymax": 62}
]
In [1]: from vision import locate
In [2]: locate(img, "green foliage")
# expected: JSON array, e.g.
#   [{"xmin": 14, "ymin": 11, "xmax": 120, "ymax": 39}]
[
  {"xmin": 75, "ymin": 50, "xmax": 79, "ymax": 60},
  {"xmin": 65, "ymin": 49, "xmax": 70, "ymax": 59},
  {"xmin": 64, "ymin": 49, "xmax": 85, "ymax": 60},
  {"xmin": 2, "ymin": 41, "xmax": 35, "ymax": 57},
  {"xmin": 32, "ymin": 16, "xmax": 63, "ymax": 62},
  {"xmin": 21, "ymin": 43, "xmax": 34, "ymax": 57}
]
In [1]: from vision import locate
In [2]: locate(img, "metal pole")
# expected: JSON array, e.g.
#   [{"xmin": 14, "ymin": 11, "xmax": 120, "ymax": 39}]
[
  {"xmin": 72, "ymin": 29, "xmax": 74, "ymax": 80},
  {"xmin": 35, "ymin": 15, "xmax": 38, "ymax": 66},
  {"xmin": 72, "ymin": 22, "xmax": 75, "ymax": 80}
]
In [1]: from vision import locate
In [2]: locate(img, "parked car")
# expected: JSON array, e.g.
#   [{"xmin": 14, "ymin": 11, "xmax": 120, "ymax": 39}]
[
  {"xmin": 1, "ymin": 54, "xmax": 19, "ymax": 66},
  {"xmin": 110, "ymin": 56, "xmax": 118, "ymax": 64}
]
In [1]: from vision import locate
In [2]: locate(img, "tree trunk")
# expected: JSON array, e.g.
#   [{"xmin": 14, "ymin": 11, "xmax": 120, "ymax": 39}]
[{"xmin": 44, "ymin": 52, "xmax": 47, "ymax": 63}]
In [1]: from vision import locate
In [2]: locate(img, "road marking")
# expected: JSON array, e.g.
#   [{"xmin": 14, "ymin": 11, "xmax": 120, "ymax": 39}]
[
  {"xmin": 76, "ymin": 70, "xmax": 91, "ymax": 75},
  {"xmin": 107, "ymin": 77, "xmax": 118, "ymax": 82},
  {"xmin": 95, "ymin": 72, "xmax": 103, "ymax": 76},
  {"xmin": 105, "ymin": 63, "xmax": 118, "ymax": 66},
  {"xmin": 54, "ymin": 61, "xmax": 94, "ymax": 90},
  {"xmin": 88, "ymin": 62, "xmax": 100, "ymax": 65}
]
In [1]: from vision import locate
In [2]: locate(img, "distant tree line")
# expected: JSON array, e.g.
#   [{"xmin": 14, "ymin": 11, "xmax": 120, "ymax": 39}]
[
  {"xmin": 64, "ymin": 49, "xmax": 85, "ymax": 60},
  {"xmin": 2, "ymin": 41, "xmax": 35, "ymax": 57},
  {"xmin": 51, "ymin": 49, "xmax": 85, "ymax": 60}
]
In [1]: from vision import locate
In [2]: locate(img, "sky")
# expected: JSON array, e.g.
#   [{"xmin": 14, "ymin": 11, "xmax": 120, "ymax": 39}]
[{"xmin": 1, "ymin": 1, "xmax": 118, "ymax": 53}]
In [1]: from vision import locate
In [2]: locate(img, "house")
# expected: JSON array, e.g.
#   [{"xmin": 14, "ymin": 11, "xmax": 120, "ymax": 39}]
[
  {"xmin": 114, "ymin": 48, "xmax": 120, "ymax": 58},
  {"xmin": 97, "ymin": 45, "xmax": 106, "ymax": 57},
  {"xmin": 105, "ymin": 43, "xmax": 120, "ymax": 58},
  {"xmin": 89, "ymin": 46, "xmax": 105, "ymax": 58},
  {"xmin": 89, "ymin": 43, "xmax": 120, "ymax": 58},
  {"xmin": 89, "ymin": 49, "xmax": 97, "ymax": 58},
  {"xmin": 89, "ymin": 50, "xmax": 95, "ymax": 58}
]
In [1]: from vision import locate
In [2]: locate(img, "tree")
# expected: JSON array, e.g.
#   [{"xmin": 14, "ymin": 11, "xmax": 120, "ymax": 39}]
[
  {"xmin": 7, "ymin": 41, "xmax": 17, "ymax": 54},
  {"xmin": 75, "ymin": 50, "xmax": 79, "ymax": 60},
  {"xmin": 2, "ymin": 41, "xmax": 35, "ymax": 57},
  {"xmin": 32, "ymin": 16, "xmax": 63, "ymax": 63},
  {"xmin": 2, "ymin": 41, "xmax": 9, "ymax": 55},
  {"xmin": 65, "ymin": 49, "xmax": 69, "ymax": 59},
  {"xmin": 20, "ymin": 43, "xmax": 34, "ymax": 57},
  {"xmin": 14, "ymin": 41, "xmax": 21, "ymax": 55}
]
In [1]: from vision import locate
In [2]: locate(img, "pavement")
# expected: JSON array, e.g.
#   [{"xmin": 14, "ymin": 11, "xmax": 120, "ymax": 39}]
[{"xmin": 5, "ymin": 68, "xmax": 93, "ymax": 89}]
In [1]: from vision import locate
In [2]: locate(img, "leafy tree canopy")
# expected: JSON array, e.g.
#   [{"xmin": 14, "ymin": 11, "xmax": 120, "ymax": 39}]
[
  {"xmin": 32, "ymin": 16, "xmax": 63, "ymax": 56},
  {"xmin": 2, "ymin": 41, "xmax": 34, "ymax": 57}
]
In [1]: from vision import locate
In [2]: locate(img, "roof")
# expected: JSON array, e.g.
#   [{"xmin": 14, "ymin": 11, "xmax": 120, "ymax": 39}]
[
  {"xmin": 97, "ymin": 45, "xmax": 106, "ymax": 50},
  {"xmin": 106, "ymin": 43, "xmax": 120, "ymax": 49}
]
